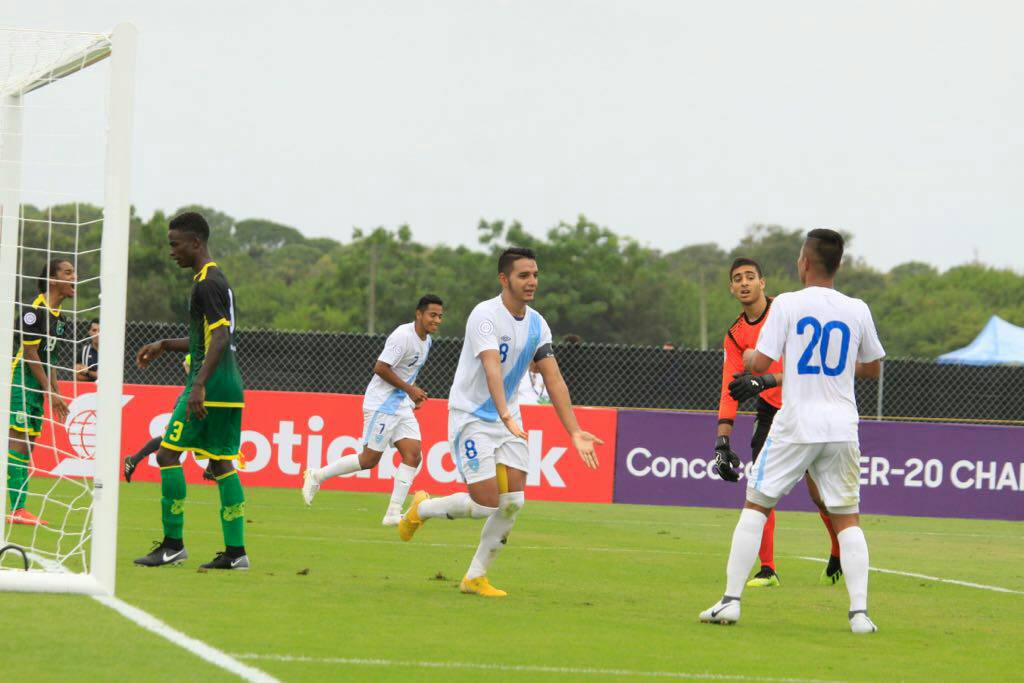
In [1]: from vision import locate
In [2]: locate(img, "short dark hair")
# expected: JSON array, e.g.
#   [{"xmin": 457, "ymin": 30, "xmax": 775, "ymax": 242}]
[
  {"xmin": 562, "ymin": 333, "xmax": 581, "ymax": 344},
  {"xmin": 729, "ymin": 257, "xmax": 762, "ymax": 279},
  {"xmin": 168, "ymin": 211, "xmax": 210, "ymax": 242},
  {"xmin": 37, "ymin": 258, "xmax": 71, "ymax": 294},
  {"xmin": 804, "ymin": 228, "xmax": 844, "ymax": 276},
  {"xmin": 417, "ymin": 294, "xmax": 443, "ymax": 311},
  {"xmin": 498, "ymin": 247, "xmax": 536, "ymax": 276},
  {"xmin": 88, "ymin": 319, "xmax": 100, "ymax": 327}
]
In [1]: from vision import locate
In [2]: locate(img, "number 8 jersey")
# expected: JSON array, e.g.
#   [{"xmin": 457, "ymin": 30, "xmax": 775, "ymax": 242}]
[
  {"xmin": 755, "ymin": 286, "xmax": 884, "ymax": 443},
  {"xmin": 448, "ymin": 295, "xmax": 553, "ymax": 422}
]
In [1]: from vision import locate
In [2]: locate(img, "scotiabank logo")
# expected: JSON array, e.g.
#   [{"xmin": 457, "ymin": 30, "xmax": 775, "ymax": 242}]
[{"xmin": 113, "ymin": 385, "xmax": 618, "ymax": 504}]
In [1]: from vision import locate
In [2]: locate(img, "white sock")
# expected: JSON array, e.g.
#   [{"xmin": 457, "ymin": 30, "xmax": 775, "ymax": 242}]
[
  {"xmin": 724, "ymin": 508, "xmax": 768, "ymax": 598},
  {"xmin": 418, "ymin": 492, "xmax": 496, "ymax": 520},
  {"xmin": 467, "ymin": 492, "xmax": 525, "ymax": 580},
  {"xmin": 388, "ymin": 463, "xmax": 418, "ymax": 511},
  {"xmin": 838, "ymin": 526, "xmax": 869, "ymax": 613},
  {"xmin": 317, "ymin": 453, "xmax": 362, "ymax": 481}
]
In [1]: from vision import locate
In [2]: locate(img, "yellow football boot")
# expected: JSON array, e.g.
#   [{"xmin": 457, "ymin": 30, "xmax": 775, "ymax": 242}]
[
  {"xmin": 459, "ymin": 575, "xmax": 507, "ymax": 597},
  {"xmin": 397, "ymin": 490, "xmax": 429, "ymax": 542}
]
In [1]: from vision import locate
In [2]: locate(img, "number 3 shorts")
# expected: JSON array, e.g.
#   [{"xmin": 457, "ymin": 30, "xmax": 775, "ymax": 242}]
[{"xmin": 448, "ymin": 408, "xmax": 529, "ymax": 485}]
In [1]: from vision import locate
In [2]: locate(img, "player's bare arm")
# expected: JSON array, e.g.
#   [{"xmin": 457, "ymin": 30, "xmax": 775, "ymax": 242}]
[
  {"xmin": 48, "ymin": 365, "xmax": 69, "ymax": 422},
  {"xmin": 479, "ymin": 348, "xmax": 526, "ymax": 439},
  {"xmin": 535, "ymin": 355, "xmax": 602, "ymax": 469},
  {"xmin": 374, "ymin": 360, "xmax": 428, "ymax": 407},
  {"xmin": 855, "ymin": 360, "xmax": 882, "ymax": 379},
  {"xmin": 187, "ymin": 325, "xmax": 229, "ymax": 421},
  {"xmin": 136, "ymin": 337, "xmax": 189, "ymax": 368}
]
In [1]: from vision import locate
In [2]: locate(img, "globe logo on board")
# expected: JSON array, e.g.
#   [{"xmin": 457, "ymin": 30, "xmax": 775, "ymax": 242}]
[{"xmin": 67, "ymin": 406, "xmax": 98, "ymax": 459}]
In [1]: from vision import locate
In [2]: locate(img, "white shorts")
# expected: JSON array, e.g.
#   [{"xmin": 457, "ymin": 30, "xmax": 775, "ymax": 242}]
[
  {"xmin": 362, "ymin": 409, "xmax": 421, "ymax": 452},
  {"xmin": 448, "ymin": 409, "xmax": 529, "ymax": 485},
  {"xmin": 746, "ymin": 438, "xmax": 862, "ymax": 514}
]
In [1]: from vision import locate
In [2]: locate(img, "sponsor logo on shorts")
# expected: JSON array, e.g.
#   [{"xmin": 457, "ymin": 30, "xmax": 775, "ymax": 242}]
[{"xmin": 14, "ymin": 412, "xmax": 26, "ymax": 425}]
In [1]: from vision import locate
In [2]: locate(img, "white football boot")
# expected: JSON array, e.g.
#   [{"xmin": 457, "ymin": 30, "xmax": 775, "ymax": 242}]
[
  {"xmin": 381, "ymin": 505, "xmax": 402, "ymax": 527},
  {"xmin": 699, "ymin": 598, "xmax": 740, "ymax": 625},
  {"xmin": 849, "ymin": 611, "xmax": 878, "ymax": 634},
  {"xmin": 301, "ymin": 468, "xmax": 321, "ymax": 506}
]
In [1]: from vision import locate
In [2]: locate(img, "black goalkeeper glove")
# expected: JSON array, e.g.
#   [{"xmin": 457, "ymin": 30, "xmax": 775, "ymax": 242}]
[
  {"xmin": 713, "ymin": 435, "xmax": 742, "ymax": 483},
  {"xmin": 728, "ymin": 372, "xmax": 778, "ymax": 402}
]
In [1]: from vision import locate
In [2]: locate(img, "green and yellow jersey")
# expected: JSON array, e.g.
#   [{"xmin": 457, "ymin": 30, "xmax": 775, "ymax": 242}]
[
  {"xmin": 11, "ymin": 293, "xmax": 69, "ymax": 394},
  {"xmin": 186, "ymin": 262, "xmax": 244, "ymax": 406}
]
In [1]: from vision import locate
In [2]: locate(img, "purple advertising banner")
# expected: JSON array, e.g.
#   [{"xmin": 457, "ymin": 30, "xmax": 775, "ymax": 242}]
[{"xmin": 613, "ymin": 410, "xmax": 1024, "ymax": 521}]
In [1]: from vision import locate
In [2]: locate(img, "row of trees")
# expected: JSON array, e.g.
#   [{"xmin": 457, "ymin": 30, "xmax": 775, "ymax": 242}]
[{"xmin": 17, "ymin": 203, "xmax": 1024, "ymax": 358}]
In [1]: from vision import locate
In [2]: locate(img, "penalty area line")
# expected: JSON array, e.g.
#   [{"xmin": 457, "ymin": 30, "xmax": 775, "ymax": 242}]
[
  {"xmin": 230, "ymin": 652, "xmax": 849, "ymax": 683},
  {"xmin": 794, "ymin": 556, "xmax": 1024, "ymax": 595},
  {"xmin": 92, "ymin": 595, "xmax": 281, "ymax": 683}
]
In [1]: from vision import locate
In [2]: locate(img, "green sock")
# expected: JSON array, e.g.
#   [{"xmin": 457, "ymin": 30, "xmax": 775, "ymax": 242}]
[
  {"xmin": 216, "ymin": 470, "xmax": 246, "ymax": 548},
  {"xmin": 7, "ymin": 450, "xmax": 29, "ymax": 511},
  {"xmin": 160, "ymin": 465, "xmax": 187, "ymax": 541}
]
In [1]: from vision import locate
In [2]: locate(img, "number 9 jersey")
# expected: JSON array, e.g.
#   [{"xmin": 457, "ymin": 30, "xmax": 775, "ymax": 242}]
[{"xmin": 755, "ymin": 286, "xmax": 884, "ymax": 444}]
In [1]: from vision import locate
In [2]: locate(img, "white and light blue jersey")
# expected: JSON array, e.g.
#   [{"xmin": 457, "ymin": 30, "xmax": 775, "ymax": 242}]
[
  {"xmin": 363, "ymin": 322, "xmax": 432, "ymax": 415},
  {"xmin": 756, "ymin": 287, "xmax": 885, "ymax": 443},
  {"xmin": 448, "ymin": 295, "xmax": 553, "ymax": 422}
]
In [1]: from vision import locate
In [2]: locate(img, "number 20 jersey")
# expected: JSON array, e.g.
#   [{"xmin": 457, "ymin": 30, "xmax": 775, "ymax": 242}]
[{"xmin": 755, "ymin": 286, "xmax": 884, "ymax": 444}]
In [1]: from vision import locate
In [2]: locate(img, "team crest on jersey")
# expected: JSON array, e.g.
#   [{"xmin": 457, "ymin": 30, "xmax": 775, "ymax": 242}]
[{"xmin": 23, "ymin": 311, "xmax": 37, "ymax": 326}]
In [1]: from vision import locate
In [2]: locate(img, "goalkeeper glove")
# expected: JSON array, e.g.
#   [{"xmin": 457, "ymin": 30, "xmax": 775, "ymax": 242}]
[
  {"xmin": 728, "ymin": 372, "xmax": 778, "ymax": 402},
  {"xmin": 713, "ymin": 435, "xmax": 742, "ymax": 483}
]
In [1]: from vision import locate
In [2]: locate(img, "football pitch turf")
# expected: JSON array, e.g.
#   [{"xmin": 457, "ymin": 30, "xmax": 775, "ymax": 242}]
[{"xmin": 2, "ymin": 481, "xmax": 1021, "ymax": 682}]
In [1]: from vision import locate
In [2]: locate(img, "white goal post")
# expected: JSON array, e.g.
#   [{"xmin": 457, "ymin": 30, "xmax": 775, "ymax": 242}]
[{"xmin": 0, "ymin": 23, "xmax": 137, "ymax": 594}]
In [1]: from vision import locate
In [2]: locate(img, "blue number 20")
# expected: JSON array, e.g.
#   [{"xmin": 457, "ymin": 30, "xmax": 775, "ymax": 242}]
[
  {"xmin": 499, "ymin": 343, "xmax": 509, "ymax": 363},
  {"xmin": 796, "ymin": 317, "xmax": 851, "ymax": 377}
]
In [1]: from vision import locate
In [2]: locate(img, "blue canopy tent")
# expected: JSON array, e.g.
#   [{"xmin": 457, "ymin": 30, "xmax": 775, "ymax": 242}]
[{"xmin": 937, "ymin": 315, "xmax": 1024, "ymax": 365}]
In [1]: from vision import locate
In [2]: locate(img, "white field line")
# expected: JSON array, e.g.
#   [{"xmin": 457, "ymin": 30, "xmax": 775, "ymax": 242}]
[
  {"xmin": 92, "ymin": 595, "xmax": 281, "ymax": 683},
  {"xmin": 229, "ymin": 652, "xmax": 850, "ymax": 683},
  {"xmin": 19, "ymin": 551, "xmax": 280, "ymax": 681},
  {"xmin": 122, "ymin": 524, "xmax": 1024, "ymax": 595},
  {"xmin": 794, "ymin": 556, "xmax": 1024, "ymax": 595}
]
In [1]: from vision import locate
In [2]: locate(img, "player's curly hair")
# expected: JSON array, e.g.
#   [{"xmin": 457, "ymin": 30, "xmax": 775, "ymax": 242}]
[
  {"xmin": 169, "ymin": 211, "xmax": 211, "ymax": 242},
  {"xmin": 37, "ymin": 257, "xmax": 72, "ymax": 294}
]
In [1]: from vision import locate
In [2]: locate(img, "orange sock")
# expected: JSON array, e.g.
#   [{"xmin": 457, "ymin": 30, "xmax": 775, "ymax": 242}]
[
  {"xmin": 758, "ymin": 509, "xmax": 776, "ymax": 569},
  {"xmin": 819, "ymin": 509, "xmax": 840, "ymax": 557}
]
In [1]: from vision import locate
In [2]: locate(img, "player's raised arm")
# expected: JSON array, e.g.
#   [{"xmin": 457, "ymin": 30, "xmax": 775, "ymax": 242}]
[{"xmin": 535, "ymin": 352, "xmax": 602, "ymax": 469}]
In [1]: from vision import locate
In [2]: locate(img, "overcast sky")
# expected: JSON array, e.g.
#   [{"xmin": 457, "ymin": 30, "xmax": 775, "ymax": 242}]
[{"xmin": 10, "ymin": 1, "xmax": 1023, "ymax": 271}]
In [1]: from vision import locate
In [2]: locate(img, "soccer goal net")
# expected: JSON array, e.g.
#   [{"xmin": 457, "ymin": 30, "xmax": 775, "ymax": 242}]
[{"xmin": 0, "ymin": 24, "xmax": 136, "ymax": 594}]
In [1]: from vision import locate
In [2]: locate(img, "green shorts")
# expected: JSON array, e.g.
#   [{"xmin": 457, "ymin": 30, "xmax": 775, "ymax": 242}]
[
  {"xmin": 9, "ymin": 386, "xmax": 44, "ymax": 437},
  {"xmin": 160, "ymin": 392, "xmax": 243, "ymax": 460}
]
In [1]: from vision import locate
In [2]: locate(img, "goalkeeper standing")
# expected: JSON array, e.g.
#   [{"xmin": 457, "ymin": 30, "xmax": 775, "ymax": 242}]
[
  {"xmin": 132, "ymin": 212, "xmax": 249, "ymax": 570},
  {"xmin": 714, "ymin": 258, "xmax": 842, "ymax": 587}
]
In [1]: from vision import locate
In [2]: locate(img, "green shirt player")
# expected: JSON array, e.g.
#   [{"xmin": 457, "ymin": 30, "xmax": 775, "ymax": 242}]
[
  {"xmin": 132, "ymin": 211, "xmax": 249, "ymax": 570},
  {"xmin": 6, "ymin": 259, "xmax": 74, "ymax": 527}
]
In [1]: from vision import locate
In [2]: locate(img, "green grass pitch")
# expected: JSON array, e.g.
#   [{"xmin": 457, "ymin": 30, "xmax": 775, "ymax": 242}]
[{"xmin": 1, "ymin": 481, "xmax": 1021, "ymax": 682}]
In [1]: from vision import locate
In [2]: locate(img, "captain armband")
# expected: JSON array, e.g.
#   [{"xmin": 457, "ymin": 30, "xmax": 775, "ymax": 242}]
[{"xmin": 533, "ymin": 343, "xmax": 555, "ymax": 362}]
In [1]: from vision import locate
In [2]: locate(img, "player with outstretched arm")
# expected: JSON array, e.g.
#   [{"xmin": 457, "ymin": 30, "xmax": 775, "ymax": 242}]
[
  {"xmin": 700, "ymin": 229, "xmax": 884, "ymax": 633},
  {"xmin": 132, "ymin": 212, "xmax": 250, "ymax": 570},
  {"xmin": 714, "ymin": 257, "xmax": 843, "ymax": 587},
  {"xmin": 397, "ymin": 247, "xmax": 602, "ymax": 597},
  {"xmin": 302, "ymin": 294, "xmax": 444, "ymax": 525}
]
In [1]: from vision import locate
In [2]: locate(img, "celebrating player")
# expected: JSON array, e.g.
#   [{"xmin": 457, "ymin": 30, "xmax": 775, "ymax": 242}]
[
  {"xmin": 714, "ymin": 257, "xmax": 843, "ymax": 587},
  {"xmin": 132, "ymin": 212, "xmax": 250, "ymax": 570},
  {"xmin": 301, "ymin": 294, "xmax": 444, "ymax": 525},
  {"xmin": 700, "ymin": 229, "xmax": 884, "ymax": 633},
  {"xmin": 5, "ymin": 259, "xmax": 74, "ymax": 526},
  {"xmin": 397, "ymin": 247, "xmax": 602, "ymax": 597}
]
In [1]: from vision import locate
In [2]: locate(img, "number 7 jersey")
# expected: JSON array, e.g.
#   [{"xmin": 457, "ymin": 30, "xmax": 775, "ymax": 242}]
[
  {"xmin": 755, "ymin": 286, "xmax": 884, "ymax": 443},
  {"xmin": 186, "ymin": 262, "xmax": 244, "ymax": 407}
]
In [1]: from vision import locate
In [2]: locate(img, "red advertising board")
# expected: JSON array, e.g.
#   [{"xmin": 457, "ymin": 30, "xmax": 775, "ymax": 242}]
[{"xmin": 34, "ymin": 383, "xmax": 617, "ymax": 504}]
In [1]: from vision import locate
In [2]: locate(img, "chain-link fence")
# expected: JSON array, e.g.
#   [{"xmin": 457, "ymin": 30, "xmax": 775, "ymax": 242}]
[{"xmin": 100, "ymin": 322, "xmax": 1024, "ymax": 426}]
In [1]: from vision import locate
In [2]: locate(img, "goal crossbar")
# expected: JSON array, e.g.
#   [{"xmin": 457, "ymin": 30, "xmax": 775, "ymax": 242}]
[{"xmin": 0, "ymin": 30, "xmax": 112, "ymax": 98}]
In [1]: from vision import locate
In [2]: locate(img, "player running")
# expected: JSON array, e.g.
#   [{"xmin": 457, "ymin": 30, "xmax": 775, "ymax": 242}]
[
  {"xmin": 396, "ymin": 247, "xmax": 601, "ymax": 597},
  {"xmin": 5, "ymin": 259, "xmax": 74, "ymax": 526},
  {"xmin": 132, "ymin": 211, "xmax": 250, "ymax": 570},
  {"xmin": 714, "ymin": 257, "xmax": 842, "ymax": 587},
  {"xmin": 301, "ymin": 295, "xmax": 444, "ymax": 525},
  {"xmin": 700, "ymin": 229, "xmax": 884, "ymax": 633}
]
